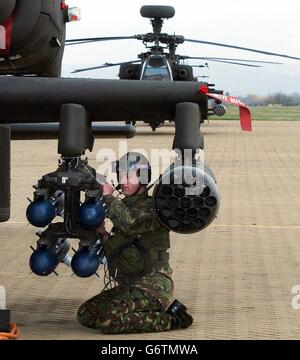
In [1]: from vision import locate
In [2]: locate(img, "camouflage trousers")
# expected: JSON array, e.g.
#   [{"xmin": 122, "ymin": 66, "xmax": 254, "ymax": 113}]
[{"xmin": 77, "ymin": 286, "xmax": 172, "ymax": 334}]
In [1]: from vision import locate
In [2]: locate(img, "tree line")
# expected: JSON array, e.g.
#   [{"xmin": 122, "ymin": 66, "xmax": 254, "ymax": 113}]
[{"xmin": 237, "ymin": 92, "xmax": 300, "ymax": 106}]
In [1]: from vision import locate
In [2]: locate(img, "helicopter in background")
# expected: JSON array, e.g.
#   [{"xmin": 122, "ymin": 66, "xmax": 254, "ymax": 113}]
[{"xmin": 67, "ymin": 5, "xmax": 287, "ymax": 130}]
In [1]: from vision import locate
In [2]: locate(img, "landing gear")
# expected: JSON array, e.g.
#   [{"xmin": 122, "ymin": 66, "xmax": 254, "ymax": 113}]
[
  {"xmin": 125, "ymin": 120, "xmax": 136, "ymax": 127},
  {"xmin": 151, "ymin": 120, "xmax": 165, "ymax": 131}
]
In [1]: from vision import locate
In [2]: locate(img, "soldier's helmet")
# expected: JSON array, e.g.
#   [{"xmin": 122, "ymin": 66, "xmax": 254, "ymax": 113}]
[{"xmin": 113, "ymin": 152, "xmax": 152, "ymax": 186}]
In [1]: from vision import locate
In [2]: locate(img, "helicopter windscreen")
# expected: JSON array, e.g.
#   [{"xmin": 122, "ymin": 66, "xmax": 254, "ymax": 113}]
[{"xmin": 141, "ymin": 56, "xmax": 172, "ymax": 81}]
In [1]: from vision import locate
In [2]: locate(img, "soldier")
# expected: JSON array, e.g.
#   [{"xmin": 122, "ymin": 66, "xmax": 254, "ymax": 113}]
[{"xmin": 77, "ymin": 152, "xmax": 193, "ymax": 334}]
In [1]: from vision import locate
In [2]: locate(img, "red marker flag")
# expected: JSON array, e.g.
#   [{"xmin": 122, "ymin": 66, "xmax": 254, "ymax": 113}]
[{"xmin": 199, "ymin": 86, "xmax": 252, "ymax": 132}]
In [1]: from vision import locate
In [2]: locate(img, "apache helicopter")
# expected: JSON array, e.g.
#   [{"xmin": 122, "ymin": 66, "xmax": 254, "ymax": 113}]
[
  {"xmin": 68, "ymin": 5, "xmax": 287, "ymax": 130},
  {"xmin": 0, "ymin": 1, "xmax": 221, "ymax": 277},
  {"xmin": 0, "ymin": 0, "xmax": 223, "ymax": 271},
  {"xmin": 0, "ymin": 1, "xmax": 298, "ymax": 279}
]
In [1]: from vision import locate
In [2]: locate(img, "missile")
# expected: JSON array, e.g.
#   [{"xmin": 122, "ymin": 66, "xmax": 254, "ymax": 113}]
[
  {"xmin": 26, "ymin": 190, "xmax": 65, "ymax": 228},
  {"xmin": 30, "ymin": 238, "xmax": 70, "ymax": 276},
  {"xmin": 79, "ymin": 199, "xmax": 106, "ymax": 230},
  {"xmin": 71, "ymin": 240, "xmax": 104, "ymax": 278}
]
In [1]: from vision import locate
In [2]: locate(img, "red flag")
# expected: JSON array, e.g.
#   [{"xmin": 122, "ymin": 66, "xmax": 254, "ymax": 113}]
[{"xmin": 199, "ymin": 87, "xmax": 253, "ymax": 132}]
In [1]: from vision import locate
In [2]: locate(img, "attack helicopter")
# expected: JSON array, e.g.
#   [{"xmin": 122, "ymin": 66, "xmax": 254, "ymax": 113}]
[
  {"xmin": 0, "ymin": 1, "xmax": 299, "ymax": 279},
  {"xmin": 0, "ymin": 2, "xmax": 221, "ymax": 276},
  {"xmin": 0, "ymin": 1, "xmax": 218, "ymax": 240},
  {"xmin": 68, "ymin": 5, "xmax": 286, "ymax": 130}
]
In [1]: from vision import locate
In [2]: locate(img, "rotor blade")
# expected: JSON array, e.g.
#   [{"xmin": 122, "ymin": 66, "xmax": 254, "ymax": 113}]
[
  {"xmin": 183, "ymin": 56, "xmax": 282, "ymax": 64},
  {"xmin": 195, "ymin": 59, "xmax": 262, "ymax": 67},
  {"xmin": 65, "ymin": 36, "xmax": 137, "ymax": 45},
  {"xmin": 189, "ymin": 64, "xmax": 207, "ymax": 68},
  {"xmin": 72, "ymin": 60, "xmax": 141, "ymax": 74},
  {"xmin": 185, "ymin": 38, "xmax": 300, "ymax": 61}
]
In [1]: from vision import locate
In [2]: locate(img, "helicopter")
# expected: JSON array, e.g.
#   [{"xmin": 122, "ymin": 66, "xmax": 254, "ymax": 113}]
[
  {"xmin": 0, "ymin": 2, "xmax": 223, "ymax": 278},
  {"xmin": 0, "ymin": 1, "xmax": 297, "ymax": 280},
  {"xmin": 0, "ymin": 0, "xmax": 219, "ymax": 228},
  {"xmin": 67, "ymin": 5, "xmax": 289, "ymax": 131}
]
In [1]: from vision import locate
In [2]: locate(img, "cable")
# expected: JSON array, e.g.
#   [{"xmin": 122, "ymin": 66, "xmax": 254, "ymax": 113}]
[
  {"xmin": 103, "ymin": 260, "xmax": 117, "ymax": 291},
  {"xmin": 0, "ymin": 322, "xmax": 20, "ymax": 340}
]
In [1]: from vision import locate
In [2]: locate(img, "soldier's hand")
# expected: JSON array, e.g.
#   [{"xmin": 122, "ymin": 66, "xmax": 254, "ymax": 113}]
[
  {"xmin": 96, "ymin": 222, "xmax": 110, "ymax": 244},
  {"xmin": 96, "ymin": 173, "xmax": 107, "ymax": 186},
  {"xmin": 102, "ymin": 183, "xmax": 114, "ymax": 196}
]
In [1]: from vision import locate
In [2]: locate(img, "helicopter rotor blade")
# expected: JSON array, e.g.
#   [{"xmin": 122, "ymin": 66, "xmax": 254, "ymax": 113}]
[
  {"xmin": 189, "ymin": 64, "xmax": 207, "ymax": 68},
  {"xmin": 185, "ymin": 38, "xmax": 300, "ymax": 61},
  {"xmin": 183, "ymin": 58, "xmax": 261, "ymax": 67},
  {"xmin": 65, "ymin": 36, "xmax": 137, "ymax": 45},
  {"xmin": 183, "ymin": 56, "xmax": 282, "ymax": 65},
  {"xmin": 200, "ymin": 59, "xmax": 262, "ymax": 67},
  {"xmin": 72, "ymin": 60, "xmax": 141, "ymax": 74}
]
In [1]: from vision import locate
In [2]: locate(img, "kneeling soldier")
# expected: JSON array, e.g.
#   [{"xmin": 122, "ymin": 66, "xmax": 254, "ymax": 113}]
[{"xmin": 77, "ymin": 152, "xmax": 193, "ymax": 333}]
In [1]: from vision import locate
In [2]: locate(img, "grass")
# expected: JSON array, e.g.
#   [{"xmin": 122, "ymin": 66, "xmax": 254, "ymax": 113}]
[{"xmin": 209, "ymin": 106, "xmax": 300, "ymax": 121}]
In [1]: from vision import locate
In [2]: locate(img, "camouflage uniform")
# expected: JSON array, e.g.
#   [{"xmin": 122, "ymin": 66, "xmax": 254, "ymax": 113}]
[{"xmin": 77, "ymin": 193, "xmax": 175, "ymax": 334}]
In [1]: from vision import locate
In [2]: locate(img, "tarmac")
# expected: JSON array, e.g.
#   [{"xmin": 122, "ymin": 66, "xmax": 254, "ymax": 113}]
[{"xmin": 1, "ymin": 120, "xmax": 300, "ymax": 339}]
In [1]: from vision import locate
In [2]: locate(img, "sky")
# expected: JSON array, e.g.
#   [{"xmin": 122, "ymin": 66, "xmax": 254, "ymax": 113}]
[{"xmin": 63, "ymin": 0, "xmax": 300, "ymax": 96}]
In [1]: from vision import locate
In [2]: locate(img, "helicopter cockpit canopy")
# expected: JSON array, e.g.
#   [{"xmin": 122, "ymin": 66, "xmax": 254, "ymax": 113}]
[{"xmin": 141, "ymin": 55, "xmax": 173, "ymax": 81}]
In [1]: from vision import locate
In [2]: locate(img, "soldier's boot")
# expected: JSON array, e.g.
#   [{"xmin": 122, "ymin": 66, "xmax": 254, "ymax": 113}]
[{"xmin": 166, "ymin": 299, "xmax": 193, "ymax": 329}]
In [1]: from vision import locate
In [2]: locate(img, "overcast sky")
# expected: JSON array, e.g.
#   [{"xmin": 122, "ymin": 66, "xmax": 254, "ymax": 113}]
[{"xmin": 63, "ymin": 0, "xmax": 300, "ymax": 96}]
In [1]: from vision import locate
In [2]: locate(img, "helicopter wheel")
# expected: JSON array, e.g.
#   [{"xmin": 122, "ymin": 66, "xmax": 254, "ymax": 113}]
[
  {"xmin": 151, "ymin": 120, "xmax": 165, "ymax": 131},
  {"xmin": 125, "ymin": 121, "xmax": 136, "ymax": 127}
]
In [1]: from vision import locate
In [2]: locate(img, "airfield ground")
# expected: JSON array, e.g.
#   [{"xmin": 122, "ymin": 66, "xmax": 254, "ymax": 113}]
[{"xmin": 1, "ymin": 119, "xmax": 300, "ymax": 339}]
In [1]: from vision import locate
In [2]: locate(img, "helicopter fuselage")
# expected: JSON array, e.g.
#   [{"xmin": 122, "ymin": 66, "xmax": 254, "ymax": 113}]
[{"xmin": 0, "ymin": 0, "xmax": 80, "ymax": 77}]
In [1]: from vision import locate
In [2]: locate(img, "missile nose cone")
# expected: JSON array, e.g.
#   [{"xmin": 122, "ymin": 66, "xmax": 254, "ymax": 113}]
[
  {"xmin": 79, "ymin": 200, "xmax": 105, "ymax": 229},
  {"xmin": 26, "ymin": 200, "xmax": 56, "ymax": 227},
  {"xmin": 71, "ymin": 248, "xmax": 101, "ymax": 278},
  {"xmin": 29, "ymin": 248, "xmax": 57, "ymax": 276}
]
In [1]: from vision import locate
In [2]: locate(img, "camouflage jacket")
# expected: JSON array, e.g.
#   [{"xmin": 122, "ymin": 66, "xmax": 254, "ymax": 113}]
[{"xmin": 102, "ymin": 192, "xmax": 174, "ymax": 309}]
